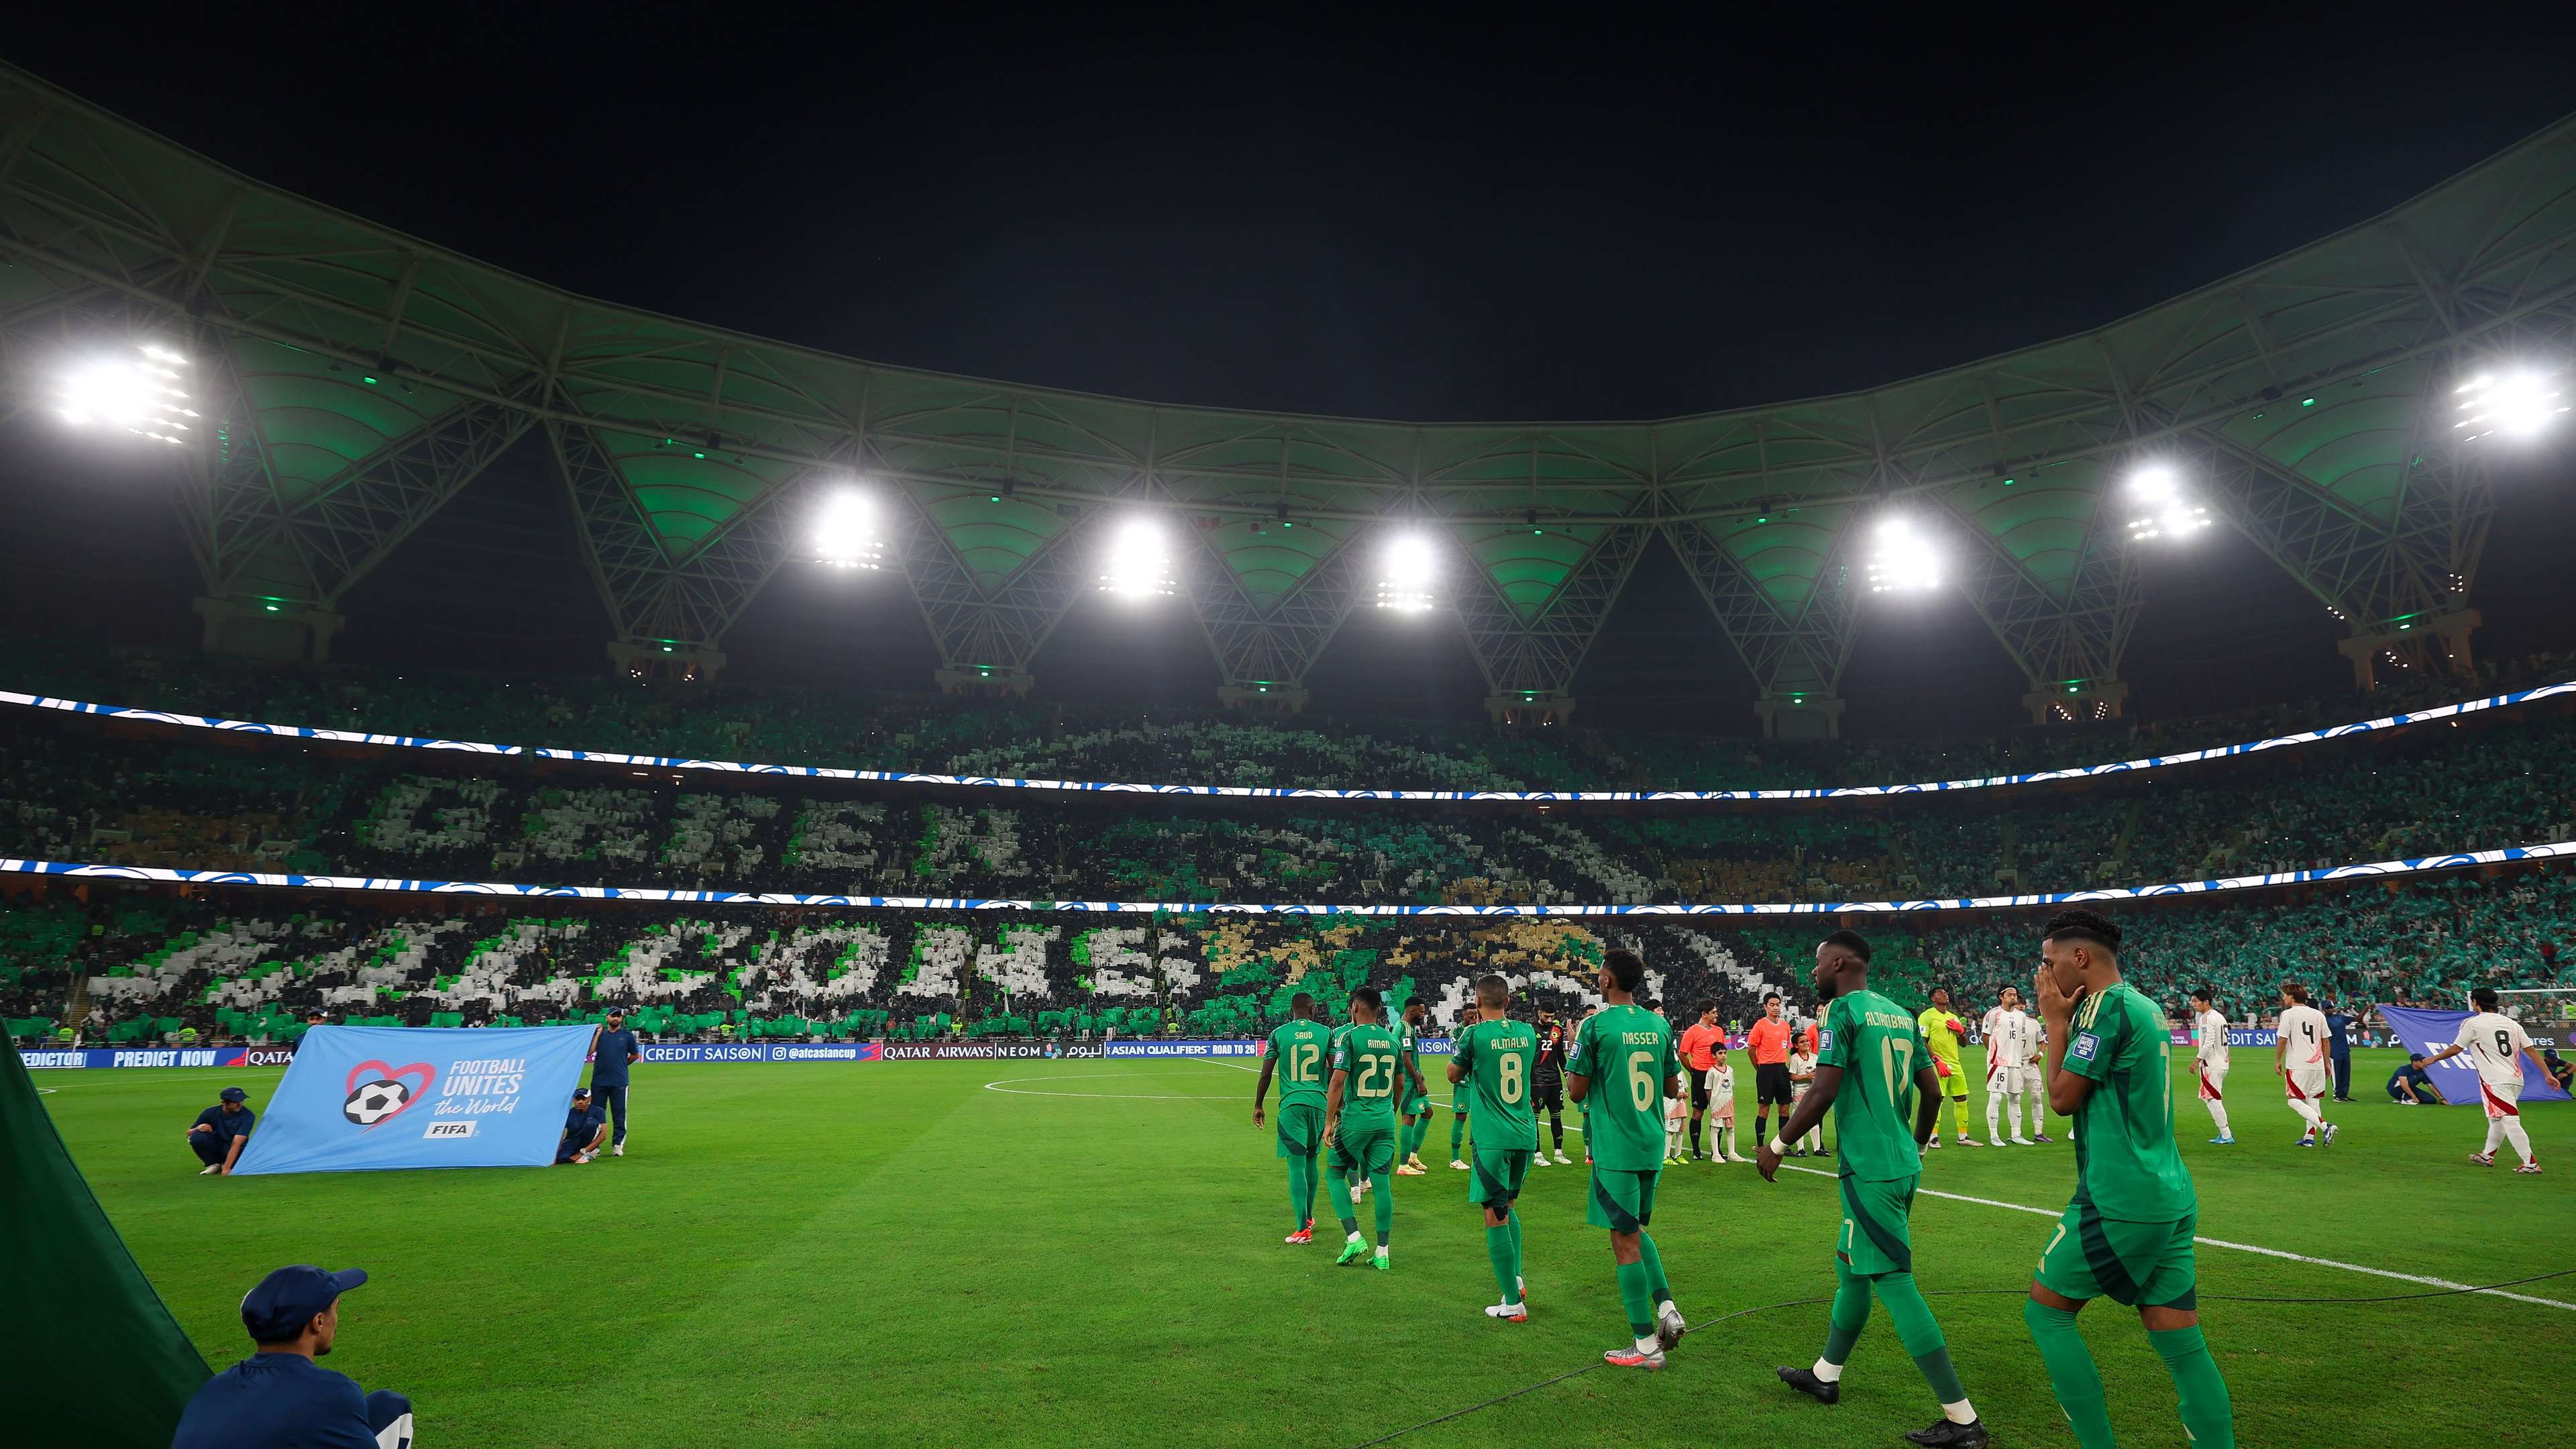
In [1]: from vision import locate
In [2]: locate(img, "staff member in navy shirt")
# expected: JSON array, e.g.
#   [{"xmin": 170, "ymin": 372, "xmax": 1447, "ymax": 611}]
[
  {"xmin": 188, "ymin": 1086, "xmax": 256, "ymax": 1175},
  {"xmin": 590, "ymin": 1007, "xmax": 642, "ymax": 1157},
  {"xmin": 172, "ymin": 1264, "xmax": 414, "ymax": 1448},
  {"xmin": 2325, "ymin": 1001, "xmax": 2358, "ymax": 1102},
  {"xmin": 558, "ymin": 1085, "xmax": 608, "ymax": 1164}
]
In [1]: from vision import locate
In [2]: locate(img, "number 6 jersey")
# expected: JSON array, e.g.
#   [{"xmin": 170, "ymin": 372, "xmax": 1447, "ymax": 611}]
[
  {"xmin": 1569, "ymin": 1004, "xmax": 1678, "ymax": 1171},
  {"xmin": 1815, "ymin": 989, "xmax": 1930, "ymax": 1181}
]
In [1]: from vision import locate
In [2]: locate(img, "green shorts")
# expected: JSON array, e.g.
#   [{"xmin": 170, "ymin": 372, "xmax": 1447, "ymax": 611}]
[
  {"xmin": 1275, "ymin": 1102, "xmax": 1324, "ymax": 1159},
  {"xmin": 1330, "ymin": 1120, "xmax": 1397, "ymax": 1178},
  {"xmin": 1837, "ymin": 1172, "xmax": 1919, "ymax": 1275},
  {"xmin": 2037, "ymin": 1203, "xmax": 2198, "ymax": 1309},
  {"xmin": 1585, "ymin": 1166, "xmax": 1660, "ymax": 1232},
  {"xmin": 1400, "ymin": 1092, "xmax": 1430, "ymax": 1120},
  {"xmin": 1469, "ymin": 1147, "xmax": 1531, "ymax": 1206}
]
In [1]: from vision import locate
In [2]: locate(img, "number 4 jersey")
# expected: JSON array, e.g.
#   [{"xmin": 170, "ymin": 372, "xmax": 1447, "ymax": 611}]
[
  {"xmin": 1815, "ymin": 989, "xmax": 1928, "ymax": 1181},
  {"xmin": 1569, "ymin": 1004, "xmax": 1678, "ymax": 1170}
]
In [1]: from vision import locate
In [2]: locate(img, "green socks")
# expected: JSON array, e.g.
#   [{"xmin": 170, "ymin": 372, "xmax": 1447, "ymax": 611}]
[
  {"xmin": 1485, "ymin": 1222, "xmax": 1521, "ymax": 1303},
  {"xmin": 2149, "ymin": 1326, "xmax": 2235, "ymax": 1448},
  {"xmin": 1450, "ymin": 1113, "xmax": 1467, "ymax": 1155},
  {"xmin": 1324, "ymin": 1161, "xmax": 1358, "ymax": 1235},
  {"xmin": 1369, "ymin": 1170, "xmax": 1393, "ymax": 1245},
  {"xmin": 1287, "ymin": 1155, "xmax": 1311, "ymax": 1231},
  {"xmin": 1823, "ymin": 1259, "xmax": 1871, "ymax": 1364},
  {"xmin": 1615, "ymin": 1259, "xmax": 1655, "ymax": 1337},
  {"xmin": 1507, "ymin": 1211, "xmax": 1521, "ymax": 1265},
  {"xmin": 1635, "ymin": 1232, "xmax": 1672, "ymax": 1307},
  {"xmin": 2024, "ymin": 1299, "xmax": 2114, "ymax": 1449},
  {"xmin": 1874, "ymin": 1272, "xmax": 1966, "ymax": 1405},
  {"xmin": 1301, "ymin": 1152, "xmax": 1319, "ymax": 1224}
]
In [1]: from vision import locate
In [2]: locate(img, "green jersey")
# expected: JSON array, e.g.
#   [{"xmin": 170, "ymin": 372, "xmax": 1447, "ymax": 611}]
[
  {"xmin": 1267, "ymin": 1019, "xmax": 1333, "ymax": 1110},
  {"xmin": 1330, "ymin": 1021, "xmax": 1405, "ymax": 1128},
  {"xmin": 2064, "ymin": 982, "xmax": 2197, "ymax": 1221},
  {"xmin": 1451, "ymin": 1017, "xmax": 1539, "ymax": 1150},
  {"xmin": 1394, "ymin": 1020, "xmax": 1422, "ymax": 1097},
  {"xmin": 1568, "ymin": 1004, "xmax": 1678, "ymax": 1170},
  {"xmin": 1815, "ymin": 989, "xmax": 1929, "ymax": 1181}
]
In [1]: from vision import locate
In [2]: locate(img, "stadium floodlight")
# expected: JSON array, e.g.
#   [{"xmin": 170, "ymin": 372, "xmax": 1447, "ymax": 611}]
[
  {"xmin": 1864, "ymin": 516, "xmax": 1941, "ymax": 593},
  {"xmin": 2454, "ymin": 368, "xmax": 2568, "ymax": 441},
  {"xmin": 56, "ymin": 343, "xmax": 197, "ymax": 444},
  {"xmin": 811, "ymin": 488, "xmax": 883, "ymax": 570},
  {"xmin": 1097, "ymin": 517, "xmax": 1176, "ymax": 598},
  {"xmin": 2124, "ymin": 462, "xmax": 2212, "ymax": 543},
  {"xmin": 1374, "ymin": 533, "xmax": 1438, "ymax": 611}
]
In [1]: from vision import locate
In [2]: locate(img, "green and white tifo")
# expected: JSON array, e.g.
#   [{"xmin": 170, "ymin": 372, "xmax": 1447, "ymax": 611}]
[{"xmin": 48, "ymin": 1040, "xmax": 2573, "ymax": 1448}]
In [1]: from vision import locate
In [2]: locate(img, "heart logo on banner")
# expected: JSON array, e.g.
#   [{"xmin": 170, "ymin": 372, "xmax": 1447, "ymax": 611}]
[{"xmin": 342, "ymin": 1059, "xmax": 438, "ymax": 1130}]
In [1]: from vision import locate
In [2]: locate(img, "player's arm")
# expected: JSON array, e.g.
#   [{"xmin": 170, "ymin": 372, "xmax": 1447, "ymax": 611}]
[
  {"xmin": 1756, "ymin": 1063, "xmax": 1840, "ymax": 1179},
  {"xmin": 1323, "ymin": 1069, "xmax": 1347, "ymax": 1144},
  {"xmin": 1911, "ymin": 1063, "xmax": 1941, "ymax": 1145},
  {"xmin": 1565, "ymin": 1022, "xmax": 1592, "ymax": 1104},
  {"xmin": 2524, "ymin": 1044, "xmax": 2555, "ymax": 1085},
  {"xmin": 1252, "ymin": 1048, "xmax": 1276, "ymax": 1126},
  {"xmin": 2419, "ymin": 1042, "xmax": 2465, "ymax": 1067}
]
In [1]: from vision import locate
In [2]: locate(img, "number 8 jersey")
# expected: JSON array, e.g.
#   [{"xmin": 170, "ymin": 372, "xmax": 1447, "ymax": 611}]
[
  {"xmin": 1815, "ymin": 989, "xmax": 1930, "ymax": 1181},
  {"xmin": 1569, "ymin": 1004, "xmax": 1678, "ymax": 1171}
]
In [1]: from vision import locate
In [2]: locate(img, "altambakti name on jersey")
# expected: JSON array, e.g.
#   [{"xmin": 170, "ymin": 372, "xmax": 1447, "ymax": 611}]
[{"xmin": 1815, "ymin": 990, "xmax": 1929, "ymax": 1182}]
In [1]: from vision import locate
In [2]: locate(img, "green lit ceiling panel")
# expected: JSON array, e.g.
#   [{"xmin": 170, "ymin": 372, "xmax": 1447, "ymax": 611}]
[
  {"xmin": 1455, "ymin": 521, "xmax": 1602, "ymax": 625},
  {"xmin": 1697, "ymin": 501, "xmax": 1856, "ymax": 616},
  {"xmin": 1209, "ymin": 515, "xmax": 1352, "ymax": 611},
  {"xmin": 1944, "ymin": 459, "xmax": 2108, "ymax": 600},
  {"xmin": 2216, "ymin": 365, "xmax": 2424, "ymax": 525},
  {"xmin": 914, "ymin": 483, "xmax": 1076, "ymax": 592},
  {"xmin": 229, "ymin": 336, "xmax": 467, "ymax": 504},
  {"xmin": 594, "ymin": 427, "xmax": 796, "ymax": 556}
]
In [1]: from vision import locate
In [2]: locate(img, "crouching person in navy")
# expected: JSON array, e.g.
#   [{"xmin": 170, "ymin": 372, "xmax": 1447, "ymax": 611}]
[
  {"xmin": 172, "ymin": 1265, "xmax": 414, "ymax": 1449},
  {"xmin": 189, "ymin": 1085, "xmax": 256, "ymax": 1175},
  {"xmin": 558, "ymin": 1085, "xmax": 608, "ymax": 1164}
]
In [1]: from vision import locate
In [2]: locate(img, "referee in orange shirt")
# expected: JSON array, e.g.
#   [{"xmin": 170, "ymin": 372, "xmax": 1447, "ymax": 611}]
[
  {"xmin": 1676, "ymin": 1004, "xmax": 1728, "ymax": 1161},
  {"xmin": 1746, "ymin": 993, "xmax": 1794, "ymax": 1154}
]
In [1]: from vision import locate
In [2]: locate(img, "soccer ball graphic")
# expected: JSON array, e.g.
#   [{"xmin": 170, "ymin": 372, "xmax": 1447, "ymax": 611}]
[{"xmin": 343, "ymin": 1078, "xmax": 412, "ymax": 1126}]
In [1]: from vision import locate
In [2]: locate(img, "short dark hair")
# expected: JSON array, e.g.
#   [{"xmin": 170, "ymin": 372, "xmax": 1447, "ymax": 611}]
[
  {"xmin": 1697, "ymin": 1000, "xmax": 1717, "ymax": 1018},
  {"xmin": 2043, "ymin": 908, "xmax": 2121, "ymax": 953},
  {"xmin": 1352, "ymin": 986, "xmax": 1383, "ymax": 1012},
  {"xmin": 2191, "ymin": 987, "xmax": 2214, "ymax": 1004},
  {"xmin": 1475, "ymin": 974, "xmax": 1511, "ymax": 1008},
  {"xmin": 1604, "ymin": 947, "xmax": 1646, "ymax": 993},
  {"xmin": 2472, "ymin": 987, "xmax": 2500, "ymax": 1011},
  {"xmin": 1290, "ymin": 991, "xmax": 1316, "ymax": 1016},
  {"xmin": 1763, "ymin": 991, "xmax": 1782, "ymax": 1004},
  {"xmin": 1405, "ymin": 998, "xmax": 1426, "ymax": 1017},
  {"xmin": 1820, "ymin": 928, "xmax": 1872, "ymax": 962}
]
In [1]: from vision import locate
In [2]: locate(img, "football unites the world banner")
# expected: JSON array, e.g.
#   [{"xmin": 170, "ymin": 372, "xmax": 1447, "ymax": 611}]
[
  {"xmin": 229, "ymin": 1024, "xmax": 595, "ymax": 1174},
  {"xmin": 2376, "ymin": 1005, "xmax": 2572, "ymax": 1108}
]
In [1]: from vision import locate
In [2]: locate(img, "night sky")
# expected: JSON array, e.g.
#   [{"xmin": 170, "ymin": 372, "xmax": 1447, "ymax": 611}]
[{"xmin": 6, "ymin": 11, "xmax": 2575, "ymax": 733}]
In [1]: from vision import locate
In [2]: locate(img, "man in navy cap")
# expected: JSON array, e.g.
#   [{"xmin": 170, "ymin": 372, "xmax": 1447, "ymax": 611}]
[
  {"xmin": 557, "ymin": 1085, "xmax": 608, "ymax": 1165},
  {"xmin": 188, "ymin": 1086, "xmax": 256, "ymax": 1176},
  {"xmin": 171, "ymin": 1265, "xmax": 414, "ymax": 1448},
  {"xmin": 589, "ymin": 1007, "xmax": 642, "ymax": 1157}
]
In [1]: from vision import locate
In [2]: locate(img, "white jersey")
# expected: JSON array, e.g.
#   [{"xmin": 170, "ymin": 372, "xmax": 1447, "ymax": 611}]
[
  {"xmin": 1788, "ymin": 1051, "xmax": 1817, "ymax": 1098},
  {"xmin": 2277, "ymin": 1004, "xmax": 2329, "ymax": 1073},
  {"xmin": 1982, "ymin": 1008, "xmax": 2039, "ymax": 1070},
  {"xmin": 2194, "ymin": 1009, "xmax": 2231, "ymax": 1071},
  {"xmin": 2455, "ymin": 1012, "xmax": 2533, "ymax": 1090}
]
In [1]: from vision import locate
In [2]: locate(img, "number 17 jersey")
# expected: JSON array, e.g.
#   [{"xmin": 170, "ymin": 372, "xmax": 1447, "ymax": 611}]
[{"xmin": 1815, "ymin": 989, "xmax": 1927, "ymax": 1182}]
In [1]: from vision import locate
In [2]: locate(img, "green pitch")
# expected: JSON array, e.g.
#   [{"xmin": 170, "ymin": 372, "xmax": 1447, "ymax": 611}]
[{"xmin": 41, "ymin": 1049, "xmax": 2575, "ymax": 1448}]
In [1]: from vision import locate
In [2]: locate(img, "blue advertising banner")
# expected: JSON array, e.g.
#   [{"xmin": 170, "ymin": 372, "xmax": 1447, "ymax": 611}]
[
  {"xmin": 18, "ymin": 1046, "xmax": 300, "ymax": 1070},
  {"xmin": 639, "ymin": 1042, "xmax": 882, "ymax": 1063},
  {"xmin": 229, "ymin": 1024, "xmax": 594, "ymax": 1174},
  {"xmin": 2378, "ymin": 1006, "xmax": 2571, "ymax": 1107}
]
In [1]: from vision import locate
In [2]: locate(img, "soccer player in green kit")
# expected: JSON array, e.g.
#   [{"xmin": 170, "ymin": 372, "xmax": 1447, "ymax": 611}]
[
  {"xmin": 1324, "ymin": 987, "xmax": 1428, "ymax": 1269},
  {"xmin": 1760, "ymin": 929, "xmax": 1987, "ymax": 1448},
  {"xmin": 1395, "ymin": 999, "xmax": 1433, "ymax": 1174},
  {"xmin": 1252, "ymin": 991, "xmax": 1333, "ymax": 1244},
  {"xmin": 1448, "ymin": 973, "xmax": 1536, "ymax": 1320},
  {"xmin": 1566, "ymin": 947, "xmax": 1688, "ymax": 1368},
  {"xmin": 2027, "ymin": 908, "xmax": 2235, "ymax": 1449}
]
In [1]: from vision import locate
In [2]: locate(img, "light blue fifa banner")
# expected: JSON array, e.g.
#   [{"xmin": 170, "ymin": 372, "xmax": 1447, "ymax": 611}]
[
  {"xmin": 2377, "ymin": 1005, "xmax": 2573, "ymax": 1108},
  {"xmin": 230, "ymin": 1024, "xmax": 596, "ymax": 1174}
]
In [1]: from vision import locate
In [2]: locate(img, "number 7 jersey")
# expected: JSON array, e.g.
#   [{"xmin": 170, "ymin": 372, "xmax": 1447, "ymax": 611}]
[
  {"xmin": 1815, "ymin": 989, "xmax": 1929, "ymax": 1181},
  {"xmin": 1569, "ymin": 1004, "xmax": 1678, "ymax": 1170}
]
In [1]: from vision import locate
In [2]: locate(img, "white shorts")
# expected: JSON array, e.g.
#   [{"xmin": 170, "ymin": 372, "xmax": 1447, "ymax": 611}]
[
  {"xmin": 2196, "ymin": 1061, "xmax": 2228, "ymax": 1101},
  {"xmin": 1998, "ymin": 1063, "xmax": 2041, "ymax": 1096},
  {"xmin": 2285, "ymin": 1068, "xmax": 2329, "ymax": 1102},
  {"xmin": 2479, "ymin": 1081, "xmax": 2523, "ymax": 1119}
]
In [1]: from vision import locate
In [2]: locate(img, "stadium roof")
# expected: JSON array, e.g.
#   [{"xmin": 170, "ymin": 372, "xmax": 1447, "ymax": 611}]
[{"xmin": 0, "ymin": 63, "xmax": 2571, "ymax": 713}]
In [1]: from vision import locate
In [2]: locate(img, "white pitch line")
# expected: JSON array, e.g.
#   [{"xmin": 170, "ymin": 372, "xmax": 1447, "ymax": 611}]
[{"xmin": 1778, "ymin": 1163, "xmax": 2576, "ymax": 1311}]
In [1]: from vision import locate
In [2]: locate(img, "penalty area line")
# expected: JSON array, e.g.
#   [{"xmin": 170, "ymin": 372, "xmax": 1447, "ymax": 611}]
[{"xmin": 1778, "ymin": 1163, "xmax": 2576, "ymax": 1311}]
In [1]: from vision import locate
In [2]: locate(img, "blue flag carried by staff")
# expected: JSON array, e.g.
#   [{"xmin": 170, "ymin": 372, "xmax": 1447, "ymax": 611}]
[
  {"xmin": 231, "ymin": 1024, "xmax": 596, "ymax": 1175},
  {"xmin": 2377, "ymin": 1004, "xmax": 2572, "ymax": 1108}
]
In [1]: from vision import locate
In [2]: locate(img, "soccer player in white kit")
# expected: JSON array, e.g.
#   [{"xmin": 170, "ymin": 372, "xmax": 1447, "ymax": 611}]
[
  {"xmin": 2273, "ymin": 981, "xmax": 2337, "ymax": 1148},
  {"xmin": 2189, "ymin": 987, "xmax": 2235, "ymax": 1145},
  {"xmin": 2418, "ymin": 987, "xmax": 2549, "ymax": 1173},
  {"xmin": 1980, "ymin": 987, "xmax": 2041, "ymax": 1145}
]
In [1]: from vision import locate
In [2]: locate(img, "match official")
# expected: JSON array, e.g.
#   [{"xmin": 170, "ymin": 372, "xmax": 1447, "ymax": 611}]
[
  {"xmin": 188, "ymin": 1085, "xmax": 256, "ymax": 1176},
  {"xmin": 590, "ymin": 1008, "xmax": 641, "ymax": 1156},
  {"xmin": 1748, "ymin": 994, "xmax": 1794, "ymax": 1152},
  {"xmin": 172, "ymin": 1265, "xmax": 415, "ymax": 1449}
]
